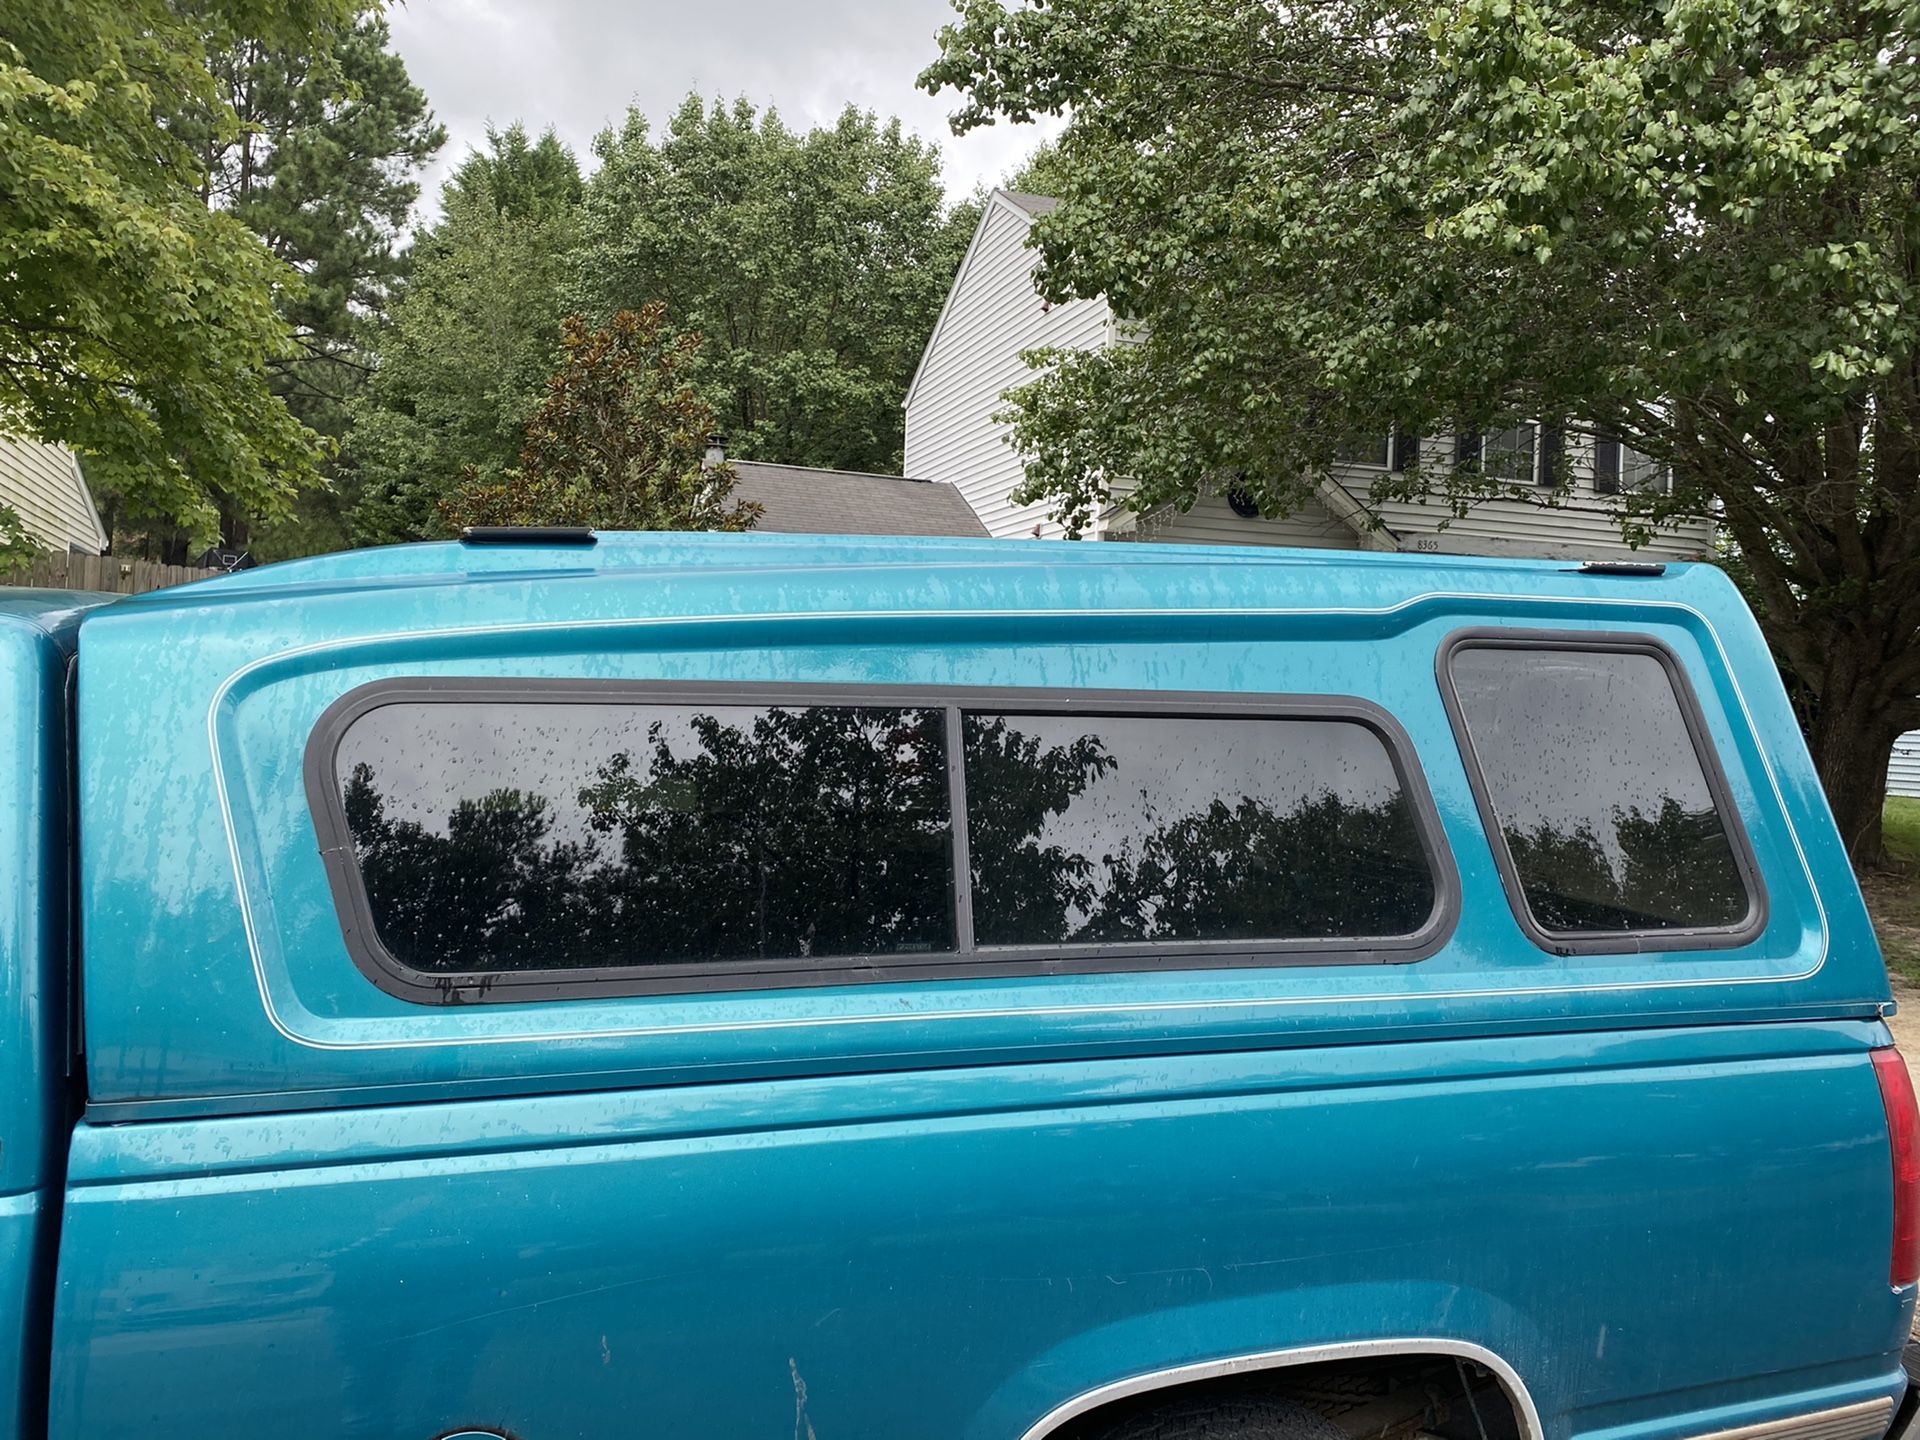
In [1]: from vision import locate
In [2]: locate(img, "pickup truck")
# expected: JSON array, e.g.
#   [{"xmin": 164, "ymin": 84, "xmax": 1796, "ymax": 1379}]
[{"xmin": 0, "ymin": 530, "xmax": 1913, "ymax": 1440}]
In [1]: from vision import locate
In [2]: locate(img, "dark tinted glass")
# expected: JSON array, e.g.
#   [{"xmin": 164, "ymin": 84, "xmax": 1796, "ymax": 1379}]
[
  {"xmin": 1448, "ymin": 647, "xmax": 1750, "ymax": 934},
  {"xmin": 335, "ymin": 701, "xmax": 955, "ymax": 972},
  {"xmin": 961, "ymin": 713, "xmax": 1435, "ymax": 947}
]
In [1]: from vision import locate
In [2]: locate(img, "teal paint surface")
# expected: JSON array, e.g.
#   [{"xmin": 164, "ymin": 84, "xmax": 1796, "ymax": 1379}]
[
  {"xmin": 2, "ymin": 592, "xmax": 99, "ymax": 1440},
  {"xmin": 37, "ymin": 536, "xmax": 1908, "ymax": 1439}
]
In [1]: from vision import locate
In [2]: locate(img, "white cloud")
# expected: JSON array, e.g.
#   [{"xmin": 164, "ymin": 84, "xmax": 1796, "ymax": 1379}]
[{"xmin": 385, "ymin": 0, "xmax": 1064, "ymax": 220}]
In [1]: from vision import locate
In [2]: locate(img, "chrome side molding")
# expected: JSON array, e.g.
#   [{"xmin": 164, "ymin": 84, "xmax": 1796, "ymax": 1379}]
[
  {"xmin": 1016, "ymin": 1337, "xmax": 1544, "ymax": 1440},
  {"xmin": 1687, "ymin": 1399, "xmax": 1895, "ymax": 1440}
]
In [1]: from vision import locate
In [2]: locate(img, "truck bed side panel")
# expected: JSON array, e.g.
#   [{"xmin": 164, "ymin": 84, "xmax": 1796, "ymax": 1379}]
[{"xmin": 49, "ymin": 1024, "xmax": 1909, "ymax": 1440}]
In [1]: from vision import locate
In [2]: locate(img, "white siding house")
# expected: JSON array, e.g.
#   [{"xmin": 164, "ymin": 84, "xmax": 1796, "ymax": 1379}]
[
  {"xmin": 1891, "ymin": 732, "xmax": 1920, "ymax": 801},
  {"xmin": 0, "ymin": 439, "xmax": 108, "ymax": 555},
  {"xmin": 904, "ymin": 192, "xmax": 1113, "ymax": 540},
  {"xmin": 906, "ymin": 190, "xmax": 1715, "ymax": 561}
]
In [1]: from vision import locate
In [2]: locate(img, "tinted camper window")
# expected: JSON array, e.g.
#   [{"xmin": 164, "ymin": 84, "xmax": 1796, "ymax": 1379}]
[
  {"xmin": 312, "ymin": 685, "xmax": 1453, "ymax": 998},
  {"xmin": 332, "ymin": 700, "xmax": 957, "ymax": 972},
  {"xmin": 962, "ymin": 712, "xmax": 1436, "ymax": 946},
  {"xmin": 1445, "ymin": 640, "xmax": 1757, "ymax": 942}
]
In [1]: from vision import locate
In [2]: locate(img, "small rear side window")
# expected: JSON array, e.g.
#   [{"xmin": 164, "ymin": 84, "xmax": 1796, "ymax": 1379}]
[{"xmin": 1443, "ymin": 636, "xmax": 1761, "ymax": 948}]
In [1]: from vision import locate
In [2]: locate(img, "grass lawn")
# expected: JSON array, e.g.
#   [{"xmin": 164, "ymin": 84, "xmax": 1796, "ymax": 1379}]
[{"xmin": 1867, "ymin": 797, "xmax": 1920, "ymax": 984}]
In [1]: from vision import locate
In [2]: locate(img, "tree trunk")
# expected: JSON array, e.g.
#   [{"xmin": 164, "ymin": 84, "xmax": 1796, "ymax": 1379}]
[
  {"xmin": 1807, "ymin": 686, "xmax": 1901, "ymax": 871},
  {"xmin": 216, "ymin": 491, "xmax": 251, "ymax": 552}
]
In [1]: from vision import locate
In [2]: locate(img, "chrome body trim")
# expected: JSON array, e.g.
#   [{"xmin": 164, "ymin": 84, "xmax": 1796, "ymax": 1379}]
[
  {"xmin": 1014, "ymin": 1336, "xmax": 1545, "ymax": 1440},
  {"xmin": 1687, "ymin": 1399, "xmax": 1895, "ymax": 1440}
]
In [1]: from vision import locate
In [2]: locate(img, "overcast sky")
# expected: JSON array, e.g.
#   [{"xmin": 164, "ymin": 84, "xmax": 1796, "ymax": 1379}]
[{"xmin": 386, "ymin": 0, "xmax": 1062, "ymax": 220}]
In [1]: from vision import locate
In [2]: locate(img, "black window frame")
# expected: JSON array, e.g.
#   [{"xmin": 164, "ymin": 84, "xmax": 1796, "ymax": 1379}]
[
  {"xmin": 1436, "ymin": 630, "xmax": 1769, "ymax": 956},
  {"xmin": 305, "ymin": 678, "xmax": 1461, "ymax": 1004}
]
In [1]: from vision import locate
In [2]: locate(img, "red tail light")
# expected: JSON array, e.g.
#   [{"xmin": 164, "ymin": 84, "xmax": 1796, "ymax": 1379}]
[{"xmin": 1871, "ymin": 1047, "xmax": 1920, "ymax": 1288}]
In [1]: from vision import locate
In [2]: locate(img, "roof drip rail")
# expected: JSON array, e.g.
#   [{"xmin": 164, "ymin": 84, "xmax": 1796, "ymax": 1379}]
[{"xmin": 459, "ymin": 526, "xmax": 598, "ymax": 546}]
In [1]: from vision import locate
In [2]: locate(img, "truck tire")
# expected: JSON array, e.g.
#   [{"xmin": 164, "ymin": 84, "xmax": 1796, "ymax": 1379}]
[{"xmin": 1091, "ymin": 1395, "xmax": 1351, "ymax": 1440}]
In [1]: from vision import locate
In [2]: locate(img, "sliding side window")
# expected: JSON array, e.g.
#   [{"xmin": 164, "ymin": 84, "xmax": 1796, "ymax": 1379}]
[
  {"xmin": 1443, "ymin": 637, "xmax": 1762, "ymax": 950},
  {"xmin": 962, "ymin": 712, "xmax": 1436, "ymax": 947},
  {"xmin": 323, "ymin": 697, "xmax": 956, "ymax": 977},
  {"xmin": 311, "ymin": 685, "xmax": 1453, "ymax": 999}
]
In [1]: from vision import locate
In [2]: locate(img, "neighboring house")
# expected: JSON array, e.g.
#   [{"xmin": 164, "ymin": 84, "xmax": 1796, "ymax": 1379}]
[
  {"xmin": 0, "ymin": 439, "xmax": 108, "ymax": 555},
  {"xmin": 1891, "ymin": 731, "xmax": 1920, "ymax": 801},
  {"xmin": 728, "ymin": 458, "xmax": 989, "ymax": 538},
  {"xmin": 905, "ymin": 189, "xmax": 1714, "ymax": 561}
]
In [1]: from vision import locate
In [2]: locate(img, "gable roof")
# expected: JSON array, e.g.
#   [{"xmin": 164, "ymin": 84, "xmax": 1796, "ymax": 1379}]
[
  {"xmin": 903, "ymin": 188, "xmax": 1061, "ymax": 413},
  {"xmin": 1001, "ymin": 191, "xmax": 1059, "ymax": 217},
  {"xmin": 728, "ymin": 460, "xmax": 990, "ymax": 538}
]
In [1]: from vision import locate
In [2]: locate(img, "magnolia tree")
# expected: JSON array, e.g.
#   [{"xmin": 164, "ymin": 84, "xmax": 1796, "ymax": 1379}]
[
  {"xmin": 441, "ymin": 305, "xmax": 761, "ymax": 534},
  {"xmin": 923, "ymin": 0, "xmax": 1920, "ymax": 865}
]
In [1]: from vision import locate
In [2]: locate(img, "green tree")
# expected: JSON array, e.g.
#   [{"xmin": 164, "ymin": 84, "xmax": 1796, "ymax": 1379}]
[
  {"xmin": 0, "ymin": 503, "xmax": 35, "ymax": 576},
  {"xmin": 441, "ymin": 122, "xmax": 583, "ymax": 222},
  {"xmin": 95, "ymin": 8, "xmax": 443, "ymax": 561},
  {"xmin": 1, "ymin": 0, "xmax": 355, "ymax": 545},
  {"xmin": 195, "ymin": 10, "xmax": 442, "ymax": 556},
  {"xmin": 439, "ymin": 304, "xmax": 760, "ymax": 533},
  {"xmin": 923, "ymin": 0, "xmax": 1920, "ymax": 864},
  {"xmin": 348, "ymin": 126, "xmax": 583, "ymax": 542},
  {"xmin": 571, "ymin": 95, "xmax": 976, "ymax": 475}
]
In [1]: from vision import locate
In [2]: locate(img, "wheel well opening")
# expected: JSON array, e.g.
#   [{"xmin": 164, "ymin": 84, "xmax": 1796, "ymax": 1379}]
[{"xmin": 1045, "ymin": 1352, "xmax": 1529, "ymax": 1440}]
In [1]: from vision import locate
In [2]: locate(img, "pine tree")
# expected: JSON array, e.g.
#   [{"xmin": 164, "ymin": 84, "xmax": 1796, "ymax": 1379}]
[{"xmin": 104, "ymin": 10, "xmax": 442, "ymax": 560}]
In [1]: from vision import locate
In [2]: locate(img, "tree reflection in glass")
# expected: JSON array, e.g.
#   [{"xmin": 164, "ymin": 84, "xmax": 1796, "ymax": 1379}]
[
  {"xmin": 336, "ymin": 698, "xmax": 1442, "ymax": 976},
  {"xmin": 1449, "ymin": 647, "xmax": 1750, "ymax": 933},
  {"xmin": 341, "ymin": 703, "xmax": 955, "ymax": 971},
  {"xmin": 962, "ymin": 712, "xmax": 1435, "ymax": 946}
]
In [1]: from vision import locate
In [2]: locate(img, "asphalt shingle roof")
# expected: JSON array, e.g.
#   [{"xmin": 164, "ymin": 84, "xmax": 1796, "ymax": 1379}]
[
  {"xmin": 1001, "ymin": 191, "xmax": 1059, "ymax": 217},
  {"xmin": 727, "ymin": 460, "xmax": 990, "ymax": 538}
]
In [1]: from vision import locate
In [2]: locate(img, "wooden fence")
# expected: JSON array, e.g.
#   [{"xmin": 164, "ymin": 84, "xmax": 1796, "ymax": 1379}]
[{"xmin": 1, "ymin": 552, "xmax": 221, "ymax": 596}]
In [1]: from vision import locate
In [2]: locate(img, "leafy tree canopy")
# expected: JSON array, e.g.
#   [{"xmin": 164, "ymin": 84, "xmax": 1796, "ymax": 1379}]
[
  {"xmin": 348, "ymin": 125, "xmax": 584, "ymax": 542},
  {"xmin": 923, "ymin": 0, "xmax": 1920, "ymax": 862},
  {"xmin": 440, "ymin": 122, "xmax": 583, "ymax": 223},
  {"xmin": 440, "ymin": 304, "xmax": 760, "ymax": 533},
  {"xmin": 571, "ymin": 95, "xmax": 977, "ymax": 475},
  {"xmin": 1, "ymin": 0, "xmax": 359, "ymax": 540},
  {"xmin": 0, "ymin": 502, "xmax": 35, "ymax": 576},
  {"xmin": 93, "ymin": 8, "xmax": 444, "ymax": 562}
]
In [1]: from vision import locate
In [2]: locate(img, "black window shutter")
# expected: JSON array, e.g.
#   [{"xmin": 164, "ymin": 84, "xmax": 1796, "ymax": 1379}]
[
  {"xmin": 1453, "ymin": 431, "xmax": 1481, "ymax": 471},
  {"xmin": 1593, "ymin": 436, "xmax": 1622, "ymax": 495},
  {"xmin": 1392, "ymin": 431, "xmax": 1421, "ymax": 472},
  {"xmin": 1539, "ymin": 425, "xmax": 1564, "ymax": 488}
]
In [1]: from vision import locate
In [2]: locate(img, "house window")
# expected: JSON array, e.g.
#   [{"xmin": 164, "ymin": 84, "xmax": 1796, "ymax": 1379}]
[
  {"xmin": 1481, "ymin": 424, "xmax": 1538, "ymax": 485},
  {"xmin": 1336, "ymin": 433, "xmax": 1422, "ymax": 471},
  {"xmin": 1441, "ymin": 636, "xmax": 1762, "ymax": 950},
  {"xmin": 1592, "ymin": 436, "xmax": 1670, "ymax": 496},
  {"xmin": 1448, "ymin": 424, "xmax": 1564, "ymax": 486},
  {"xmin": 1336, "ymin": 436, "xmax": 1393, "ymax": 468},
  {"xmin": 309, "ymin": 683, "xmax": 1455, "ymax": 1000}
]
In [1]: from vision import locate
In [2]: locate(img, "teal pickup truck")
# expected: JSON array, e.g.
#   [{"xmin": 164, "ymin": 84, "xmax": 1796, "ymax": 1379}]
[{"xmin": 1, "ymin": 530, "xmax": 1914, "ymax": 1440}]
